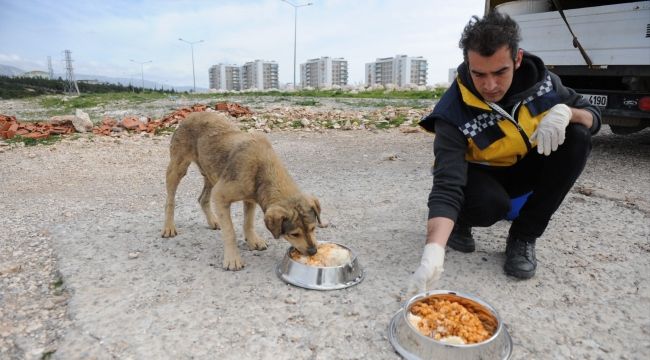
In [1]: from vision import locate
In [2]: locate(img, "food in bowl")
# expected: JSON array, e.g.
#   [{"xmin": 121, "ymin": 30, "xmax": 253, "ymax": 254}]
[
  {"xmin": 289, "ymin": 243, "xmax": 351, "ymax": 267},
  {"xmin": 408, "ymin": 296, "xmax": 494, "ymax": 344}
]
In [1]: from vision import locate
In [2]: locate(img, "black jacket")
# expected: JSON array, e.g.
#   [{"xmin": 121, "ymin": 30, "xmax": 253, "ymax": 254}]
[{"xmin": 421, "ymin": 53, "xmax": 601, "ymax": 221}]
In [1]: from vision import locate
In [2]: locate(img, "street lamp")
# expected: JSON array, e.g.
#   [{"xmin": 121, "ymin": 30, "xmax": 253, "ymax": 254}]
[
  {"xmin": 281, "ymin": 0, "xmax": 312, "ymax": 89},
  {"xmin": 178, "ymin": 38, "xmax": 204, "ymax": 93},
  {"xmin": 130, "ymin": 59, "xmax": 152, "ymax": 91}
]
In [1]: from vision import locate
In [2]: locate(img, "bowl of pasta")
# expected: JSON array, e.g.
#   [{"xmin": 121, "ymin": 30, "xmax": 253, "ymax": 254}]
[{"xmin": 388, "ymin": 290, "xmax": 513, "ymax": 359}]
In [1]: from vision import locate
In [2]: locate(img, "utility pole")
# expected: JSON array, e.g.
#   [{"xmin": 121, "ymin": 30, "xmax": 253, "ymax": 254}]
[
  {"xmin": 47, "ymin": 56, "xmax": 54, "ymax": 79},
  {"xmin": 130, "ymin": 59, "xmax": 152, "ymax": 91},
  {"xmin": 281, "ymin": 0, "xmax": 312, "ymax": 90},
  {"xmin": 178, "ymin": 38, "xmax": 203, "ymax": 93}
]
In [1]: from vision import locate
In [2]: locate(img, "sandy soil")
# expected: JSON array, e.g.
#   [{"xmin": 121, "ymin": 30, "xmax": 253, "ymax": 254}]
[{"xmin": 1, "ymin": 97, "xmax": 649, "ymax": 359}]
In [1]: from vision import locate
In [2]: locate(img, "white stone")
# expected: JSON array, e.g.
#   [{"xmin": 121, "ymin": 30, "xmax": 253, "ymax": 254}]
[{"xmin": 73, "ymin": 109, "xmax": 94, "ymax": 133}]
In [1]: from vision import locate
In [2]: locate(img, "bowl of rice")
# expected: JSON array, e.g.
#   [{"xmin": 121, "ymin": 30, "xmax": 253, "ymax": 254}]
[
  {"xmin": 276, "ymin": 242, "xmax": 364, "ymax": 290},
  {"xmin": 388, "ymin": 290, "xmax": 513, "ymax": 359}
]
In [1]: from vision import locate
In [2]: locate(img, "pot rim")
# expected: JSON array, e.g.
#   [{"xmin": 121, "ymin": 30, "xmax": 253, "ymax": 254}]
[
  {"xmin": 402, "ymin": 290, "xmax": 505, "ymax": 348},
  {"xmin": 286, "ymin": 241, "xmax": 358, "ymax": 269}
]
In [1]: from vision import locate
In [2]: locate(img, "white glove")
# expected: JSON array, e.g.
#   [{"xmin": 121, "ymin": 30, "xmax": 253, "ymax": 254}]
[
  {"xmin": 406, "ymin": 243, "xmax": 445, "ymax": 298},
  {"xmin": 530, "ymin": 104, "xmax": 572, "ymax": 156}
]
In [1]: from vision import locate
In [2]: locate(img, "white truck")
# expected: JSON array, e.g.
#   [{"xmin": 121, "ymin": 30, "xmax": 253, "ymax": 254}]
[{"xmin": 486, "ymin": 0, "xmax": 650, "ymax": 134}]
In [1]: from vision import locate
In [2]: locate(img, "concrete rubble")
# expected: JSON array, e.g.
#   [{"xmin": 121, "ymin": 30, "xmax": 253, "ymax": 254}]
[{"xmin": 0, "ymin": 101, "xmax": 426, "ymax": 141}]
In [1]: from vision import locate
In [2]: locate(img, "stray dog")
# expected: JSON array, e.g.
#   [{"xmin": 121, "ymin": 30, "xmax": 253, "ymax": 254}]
[{"xmin": 161, "ymin": 112, "xmax": 321, "ymax": 270}]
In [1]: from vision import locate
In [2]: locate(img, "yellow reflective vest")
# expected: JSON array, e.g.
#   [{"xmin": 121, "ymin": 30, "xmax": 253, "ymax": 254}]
[{"xmin": 421, "ymin": 71, "xmax": 562, "ymax": 167}]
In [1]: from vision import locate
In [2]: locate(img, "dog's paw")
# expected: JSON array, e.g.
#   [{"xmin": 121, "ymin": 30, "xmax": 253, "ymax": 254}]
[
  {"xmin": 207, "ymin": 216, "xmax": 220, "ymax": 230},
  {"xmin": 161, "ymin": 225, "xmax": 177, "ymax": 238},
  {"xmin": 245, "ymin": 235, "xmax": 268, "ymax": 251},
  {"xmin": 223, "ymin": 255, "xmax": 245, "ymax": 271}
]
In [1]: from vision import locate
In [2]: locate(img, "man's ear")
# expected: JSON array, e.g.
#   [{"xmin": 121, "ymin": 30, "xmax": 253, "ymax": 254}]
[
  {"xmin": 308, "ymin": 195, "xmax": 322, "ymax": 226},
  {"xmin": 264, "ymin": 205, "xmax": 288, "ymax": 239},
  {"xmin": 514, "ymin": 48, "xmax": 524, "ymax": 69}
]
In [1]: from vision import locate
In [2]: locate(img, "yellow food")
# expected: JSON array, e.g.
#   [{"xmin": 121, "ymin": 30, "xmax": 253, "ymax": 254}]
[
  {"xmin": 289, "ymin": 243, "xmax": 351, "ymax": 267},
  {"xmin": 409, "ymin": 297, "xmax": 493, "ymax": 344}
]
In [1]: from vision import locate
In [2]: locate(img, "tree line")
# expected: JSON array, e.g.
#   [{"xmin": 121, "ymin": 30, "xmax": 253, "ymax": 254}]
[{"xmin": 0, "ymin": 75, "xmax": 177, "ymax": 99}]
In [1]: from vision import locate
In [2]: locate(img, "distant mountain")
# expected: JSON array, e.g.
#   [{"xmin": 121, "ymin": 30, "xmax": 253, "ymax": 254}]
[
  {"xmin": 0, "ymin": 64, "xmax": 206, "ymax": 92},
  {"xmin": 0, "ymin": 64, "xmax": 25, "ymax": 77},
  {"xmin": 72, "ymin": 74, "xmax": 206, "ymax": 92}
]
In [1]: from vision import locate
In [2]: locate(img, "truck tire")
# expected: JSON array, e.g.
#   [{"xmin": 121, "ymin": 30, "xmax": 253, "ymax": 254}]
[{"xmin": 609, "ymin": 124, "xmax": 648, "ymax": 135}]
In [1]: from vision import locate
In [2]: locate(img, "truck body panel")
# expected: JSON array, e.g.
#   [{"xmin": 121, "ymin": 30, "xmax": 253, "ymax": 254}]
[
  {"xmin": 515, "ymin": 2, "xmax": 649, "ymax": 66},
  {"xmin": 486, "ymin": 0, "xmax": 650, "ymax": 133}
]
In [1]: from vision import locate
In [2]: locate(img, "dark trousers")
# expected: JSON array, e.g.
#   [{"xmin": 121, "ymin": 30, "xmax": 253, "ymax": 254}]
[{"xmin": 458, "ymin": 124, "xmax": 592, "ymax": 241}]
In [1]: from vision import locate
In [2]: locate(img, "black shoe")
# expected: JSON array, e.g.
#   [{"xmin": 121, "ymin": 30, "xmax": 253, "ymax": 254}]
[
  {"xmin": 504, "ymin": 235, "xmax": 537, "ymax": 279},
  {"xmin": 447, "ymin": 222, "xmax": 475, "ymax": 253}
]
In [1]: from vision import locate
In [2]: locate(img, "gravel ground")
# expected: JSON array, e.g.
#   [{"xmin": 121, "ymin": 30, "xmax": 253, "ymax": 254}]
[{"xmin": 1, "ymin": 97, "xmax": 649, "ymax": 359}]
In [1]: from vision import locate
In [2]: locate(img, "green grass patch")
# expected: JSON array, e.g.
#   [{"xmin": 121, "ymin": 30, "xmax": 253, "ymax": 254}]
[
  {"xmin": 154, "ymin": 126, "xmax": 176, "ymax": 135},
  {"xmin": 293, "ymin": 99, "xmax": 319, "ymax": 106},
  {"xmin": 390, "ymin": 115, "xmax": 407, "ymax": 127},
  {"xmin": 6, "ymin": 135, "xmax": 63, "ymax": 146},
  {"xmin": 41, "ymin": 350, "xmax": 56, "ymax": 360},
  {"xmin": 290, "ymin": 120, "xmax": 303, "ymax": 128},
  {"xmin": 39, "ymin": 92, "xmax": 169, "ymax": 111},
  {"xmin": 216, "ymin": 87, "xmax": 446, "ymax": 100},
  {"xmin": 49, "ymin": 273, "xmax": 66, "ymax": 296},
  {"xmin": 373, "ymin": 115, "xmax": 408, "ymax": 129},
  {"xmin": 375, "ymin": 121, "xmax": 390, "ymax": 129}
]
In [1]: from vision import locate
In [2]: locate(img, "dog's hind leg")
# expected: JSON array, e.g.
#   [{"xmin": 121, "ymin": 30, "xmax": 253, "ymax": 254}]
[
  {"xmin": 198, "ymin": 176, "xmax": 220, "ymax": 230},
  {"xmin": 212, "ymin": 187, "xmax": 244, "ymax": 270},
  {"xmin": 243, "ymin": 200, "xmax": 267, "ymax": 251},
  {"xmin": 161, "ymin": 156, "xmax": 191, "ymax": 238}
]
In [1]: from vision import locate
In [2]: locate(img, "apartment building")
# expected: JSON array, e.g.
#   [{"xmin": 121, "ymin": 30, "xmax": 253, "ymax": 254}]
[
  {"xmin": 300, "ymin": 56, "xmax": 348, "ymax": 89},
  {"xmin": 365, "ymin": 55, "xmax": 428, "ymax": 87},
  {"xmin": 241, "ymin": 60, "xmax": 279, "ymax": 90},
  {"xmin": 209, "ymin": 64, "xmax": 241, "ymax": 91}
]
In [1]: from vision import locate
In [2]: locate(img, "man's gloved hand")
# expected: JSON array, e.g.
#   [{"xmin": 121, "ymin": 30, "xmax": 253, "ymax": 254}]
[
  {"xmin": 530, "ymin": 103, "xmax": 572, "ymax": 156},
  {"xmin": 406, "ymin": 243, "xmax": 445, "ymax": 298}
]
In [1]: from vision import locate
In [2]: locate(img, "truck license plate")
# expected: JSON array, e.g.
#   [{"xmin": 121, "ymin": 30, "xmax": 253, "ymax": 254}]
[{"xmin": 580, "ymin": 94, "xmax": 608, "ymax": 107}]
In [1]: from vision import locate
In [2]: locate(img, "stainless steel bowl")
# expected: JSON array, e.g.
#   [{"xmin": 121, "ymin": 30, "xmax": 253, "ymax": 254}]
[
  {"xmin": 388, "ymin": 290, "xmax": 513, "ymax": 360},
  {"xmin": 275, "ymin": 242, "xmax": 364, "ymax": 290}
]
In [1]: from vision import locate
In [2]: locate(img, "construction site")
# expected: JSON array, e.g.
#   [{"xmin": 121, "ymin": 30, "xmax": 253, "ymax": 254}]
[{"xmin": 0, "ymin": 92, "xmax": 649, "ymax": 359}]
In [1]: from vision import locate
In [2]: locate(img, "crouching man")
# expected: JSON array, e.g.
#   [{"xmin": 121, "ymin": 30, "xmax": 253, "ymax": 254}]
[{"xmin": 408, "ymin": 11, "xmax": 601, "ymax": 295}]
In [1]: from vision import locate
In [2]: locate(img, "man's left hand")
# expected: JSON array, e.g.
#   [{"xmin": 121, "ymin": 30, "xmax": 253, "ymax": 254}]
[
  {"xmin": 530, "ymin": 104, "xmax": 572, "ymax": 156},
  {"xmin": 405, "ymin": 243, "xmax": 445, "ymax": 298}
]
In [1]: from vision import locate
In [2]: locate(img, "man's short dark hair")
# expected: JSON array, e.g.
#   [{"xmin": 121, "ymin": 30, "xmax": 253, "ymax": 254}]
[{"xmin": 459, "ymin": 11, "xmax": 521, "ymax": 62}]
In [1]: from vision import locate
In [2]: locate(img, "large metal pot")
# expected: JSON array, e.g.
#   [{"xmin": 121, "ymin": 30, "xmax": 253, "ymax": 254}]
[
  {"xmin": 276, "ymin": 242, "xmax": 364, "ymax": 290},
  {"xmin": 388, "ymin": 290, "xmax": 513, "ymax": 360}
]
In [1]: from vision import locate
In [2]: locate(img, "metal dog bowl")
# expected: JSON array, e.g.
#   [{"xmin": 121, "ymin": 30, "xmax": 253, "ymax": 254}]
[
  {"xmin": 275, "ymin": 242, "xmax": 364, "ymax": 290},
  {"xmin": 388, "ymin": 290, "xmax": 513, "ymax": 360}
]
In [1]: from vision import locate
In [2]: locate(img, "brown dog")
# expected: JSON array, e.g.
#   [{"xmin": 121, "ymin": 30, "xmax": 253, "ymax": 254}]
[{"xmin": 161, "ymin": 112, "xmax": 321, "ymax": 270}]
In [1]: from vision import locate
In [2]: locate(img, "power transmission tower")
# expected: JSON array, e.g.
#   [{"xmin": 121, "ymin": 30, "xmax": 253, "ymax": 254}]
[
  {"xmin": 47, "ymin": 56, "xmax": 54, "ymax": 79},
  {"xmin": 63, "ymin": 50, "xmax": 80, "ymax": 95}
]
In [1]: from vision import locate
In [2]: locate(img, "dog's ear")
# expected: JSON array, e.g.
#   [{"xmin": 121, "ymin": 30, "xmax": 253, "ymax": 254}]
[
  {"xmin": 264, "ymin": 205, "xmax": 289, "ymax": 239},
  {"xmin": 308, "ymin": 195, "xmax": 322, "ymax": 226}
]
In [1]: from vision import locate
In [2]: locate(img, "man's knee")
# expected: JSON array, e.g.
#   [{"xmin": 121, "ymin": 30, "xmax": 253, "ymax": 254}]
[
  {"xmin": 565, "ymin": 123, "xmax": 592, "ymax": 150},
  {"xmin": 462, "ymin": 192, "xmax": 510, "ymax": 226}
]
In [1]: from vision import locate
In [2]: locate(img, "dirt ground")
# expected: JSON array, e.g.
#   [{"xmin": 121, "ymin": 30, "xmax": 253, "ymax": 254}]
[{"xmin": 1, "ymin": 97, "xmax": 649, "ymax": 360}]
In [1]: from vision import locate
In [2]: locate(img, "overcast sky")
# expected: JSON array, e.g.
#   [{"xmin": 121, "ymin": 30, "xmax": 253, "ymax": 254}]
[{"xmin": 0, "ymin": 0, "xmax": 486, "ymax": 89}]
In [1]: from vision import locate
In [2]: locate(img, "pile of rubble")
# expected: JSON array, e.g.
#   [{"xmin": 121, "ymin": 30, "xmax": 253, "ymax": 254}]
[
  {"xmin": 1, "ymin": 114, "xmax": 77, "ymax": 140},
  {"xmin": 1, "ymin": 100, "xmax": 426, "ymax": 141},
  {"xmin": 239, "ymin": 106, "xmax": 427, "ymax": 132},
  {"xmin": 0, "ymin": 102, "xmax": 253, "ymax": 140}
]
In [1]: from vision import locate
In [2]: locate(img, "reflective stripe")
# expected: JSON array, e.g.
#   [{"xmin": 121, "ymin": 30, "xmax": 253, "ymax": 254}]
[{"xmin": 486, "ymin": 101, "xmax": 532, "ymax": 152}]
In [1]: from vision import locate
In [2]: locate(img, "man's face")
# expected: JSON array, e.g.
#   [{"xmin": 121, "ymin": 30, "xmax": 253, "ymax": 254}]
[{"xmin": 467, "ymin": 45, "xmax": 523, "ymax": 103}]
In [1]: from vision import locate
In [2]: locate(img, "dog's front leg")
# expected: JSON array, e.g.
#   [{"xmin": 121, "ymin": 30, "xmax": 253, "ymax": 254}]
[
  {"xmin": 213, "ymin": 197, "xmax": 244, "ymax": 270},
  {"xmin": 162, "ymin": 159, "xmax": 191, "ymax": 237}
]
